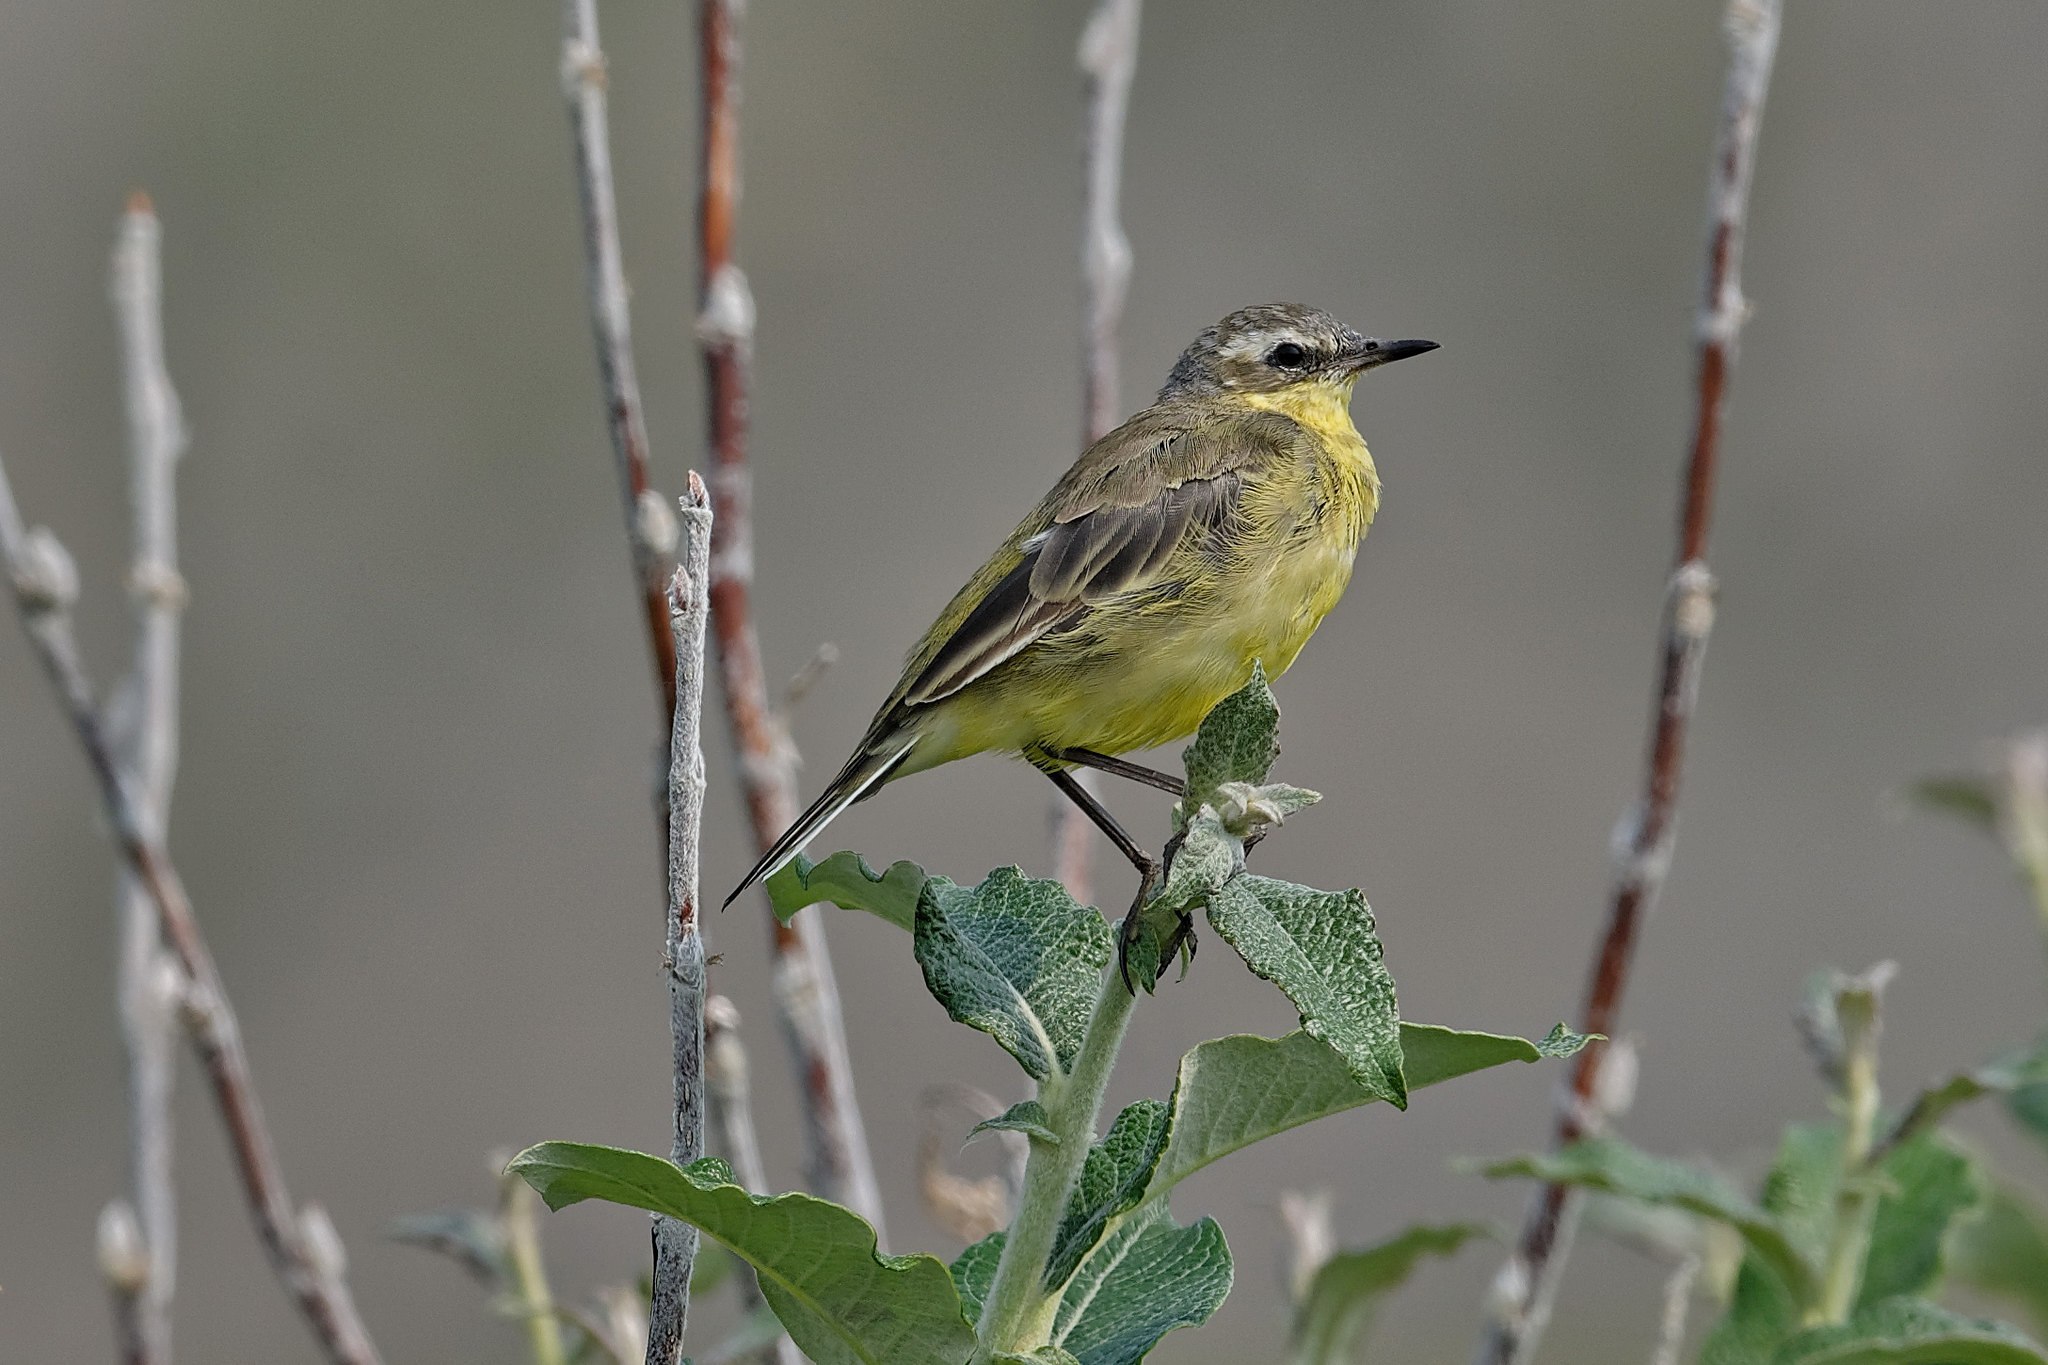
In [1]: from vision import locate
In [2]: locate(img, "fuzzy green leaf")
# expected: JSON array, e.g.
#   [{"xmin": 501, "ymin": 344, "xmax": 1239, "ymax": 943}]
[
  {"xmin": 1181, "ymin": 661, "xmax": 1280, "ymax": 802},
  {"xmin": 1484, "ymin": 1137, "xmax": 1817, "ymax": 1307},
  {"xmin": 1290, "ymin": 1223, "xmax": 1490, "ymax": 1365},
  {"xmin": 1883, "ymin": 1033, "xmax": 2048, "ymax": 1153},
  {"xmin": 995, "ymin": 1350, "xmax": 1083, "ymax": 1365},
  {"xmin": 971, "ymin": 1100, "xmax": 1058, "ymax": 1147},
  {"xmin": 1905, "ymin": 776, "xmax": 2001, "ymax": 835},
  {"xmin": 914, "ymin": 867, "xmax": 1114, "ymax": 1081},
  {"xmin": 1952, "ymin": 1184, "xmax": 2048, "ymax": 1339},
  {"xmin": 1771, "ymin": 1297, "xmax": 2048, "ymax": 1364},
  {"xmin": 952, "ymin": 1212, "xmax": 1232, "ymax": 1365},
  {"xmin": 766, "ymin": 851, "xmax": 935, "ymax": 931},
  {"xmin": 1051, "ymin": 1206, "xmax": 1233, "ymax": 1365},
  {"xmin": 949, "ymin": 1231, "xmax": 1003, "ymax": 1323},
  {"xmin": 1701, "ymin": 1122, "xmax": 1846, "ymax": 1365},
  {"xmin": 507, "ymin": 1144, "xmax": 973, "ymax": 1365},
  {"xmin": 1206, "ymin": 874, "xmax": 1404, "ymax": 1106},
  {"xmin": 1045, "ymin": 1101, "xmax": 1172, "ymax": 1291},
  {"xmin": 1148, "ymin": 1023, "xmax": 1590, "ymax": 1201},
  {"xmin": 1861, "ymin": 1133, "xmax": 1982, "ymax": 1307}
]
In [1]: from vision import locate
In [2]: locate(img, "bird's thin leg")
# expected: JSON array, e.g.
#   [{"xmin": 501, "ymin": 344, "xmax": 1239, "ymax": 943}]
[
  {"xmin": 1037, "ymin": 763, "xmax": 1165, "ymax": 991},
  {"xmin": 1046, "ymin": 747, "xmax": 1186, "ymax": 798}
]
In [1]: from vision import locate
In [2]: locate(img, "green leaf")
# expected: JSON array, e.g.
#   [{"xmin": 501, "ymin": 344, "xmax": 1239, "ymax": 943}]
[
  {"xmin": 508, "ymin": 1144, "xmax": 974, "ymax": 1365},
  {"xmin": 1952, "ymin": 1183, "xmax": 2048, "ymax": 1338},
  {"xmin": 1148, "ymin": 1023, "xmax": 1590, "ymax": 1202},
  {"xmin": 1290, "ymin": 1223, "xmax": 1490, "ymax": 1365},
  {"xmin": 996, "ymin": 1350, "xmax": 1083, "ymax": 1365},
  {"xmin": 1045, "ymin": 1101, "xmax": 1171, "ymax": 1291},
  {"xmin": 2009, "ymin": 1082, "xmax": 2048, "ymax": 1154},
  {"xmin": 1181, "ymin": 661, "xmax": 1279, "ymax": 802},
  {"xmin": 1483, "ymin": 1137, "xmax": 1818, "ymax": 1307},
  {"xmin": 914, "ymin": 867, "xmax": 1114, "ymax": 1081},
  {"xmin": 1206, "ymin": 874, "xmax": 1404, "ymax": 1107},
  {"xmin": 1882, "ymin": 1033, "xmax": 2048, "ymax": 1153},
  {"xmin": 766, "ymin": 850, "xmax": 934, "ymax": 931},
  {"xmin": 1771, "ymin": 1296, "xmax": 2048, "ymax": 1364},
  {"xmin": 388, "ymin": 1207, "xmax": 508, "ymax": 1284},
  {"xmin": 1050, "ymin": 1206, "xmax": 1233, "ymax": 1365},
  {"xmin": 1861, "ymin": 1133, "xmax": 1981, "ymax": 1308},
  {"xmin": 1701, "ymin": 1123, "xmax": 1844, "ymax": 1365},
  {"xmin": 1905, "ymin": 776, "xmax": 2001, "ymax": 835},
  {"xmin": 950, "ymin": 1231, "xmax": 1003, "ymax": 1323},
  {"xmin": 971, "ymin": 1100, "xmax": 1058, "ymax": 1146}
]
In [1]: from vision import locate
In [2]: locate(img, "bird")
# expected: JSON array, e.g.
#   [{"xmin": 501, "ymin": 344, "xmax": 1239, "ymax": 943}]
[{"xmin": 726, "ymin": 302, "xmax": 1437, "ymax": 935}]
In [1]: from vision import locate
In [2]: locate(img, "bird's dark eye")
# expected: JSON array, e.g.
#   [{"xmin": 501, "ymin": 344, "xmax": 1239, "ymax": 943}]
[{"xmin": 1267, "ymin": 341, "xmax": 1310, "ymax": 370}]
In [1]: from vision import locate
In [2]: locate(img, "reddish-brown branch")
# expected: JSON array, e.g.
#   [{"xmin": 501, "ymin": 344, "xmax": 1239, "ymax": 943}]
[
  {"xmin": 1475, "ymin": 3, "xmax": 1781, "ymax": 1362},
  {"xmin": 0, "ymin": 464, "xmax": 383, "ymax": 1365},
  {"xmin": 693, "ymin": 0, "xmax": 888, "ymax": 1241}
]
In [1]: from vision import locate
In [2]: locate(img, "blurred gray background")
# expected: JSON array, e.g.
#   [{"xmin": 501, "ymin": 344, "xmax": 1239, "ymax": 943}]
[{"xmin": 4, "ymin": 1, "xmax": 2047, "ymax": 1360}]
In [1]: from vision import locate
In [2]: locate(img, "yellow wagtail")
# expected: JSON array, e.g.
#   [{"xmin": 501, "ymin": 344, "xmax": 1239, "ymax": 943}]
[{"xmin": 728, "ymin": 303, "xmax": 1436, "ymax": 932}]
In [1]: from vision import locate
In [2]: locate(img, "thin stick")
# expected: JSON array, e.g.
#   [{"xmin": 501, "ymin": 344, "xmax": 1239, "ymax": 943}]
[
  {"xmin": 108, "ymin": 190, "xmax": 188, "ymax": 1365},
  {"xmin": 561, "ymin": 0, "xmax": 679, "ymax": 730},
  {"xmin": 1050, "ymin": 0, "xmax": 1144, "ymax": 903},
  {"xmin": 693, "ymin": 0, "xmax": 887, "ymax": 1242},
  {"xmin": 1473, "ymin": 3, "xmax": 1783, "ymax": 1361},
  {"xmin": 648, "ymin": 479, "xmax": 714, "ymax": 1365},
  {"xmin": 0, "ymin": 460, "xmax": 382, "ymax": 1365},
  {"xmin": 705, "ymin": 997, "xmax": 804, "ymax": 1365}
]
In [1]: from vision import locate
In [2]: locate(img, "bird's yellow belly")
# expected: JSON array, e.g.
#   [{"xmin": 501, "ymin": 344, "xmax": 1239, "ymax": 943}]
[{"xmin": 921, "ymin": 528, "xmax": 1359, "ymax": 766}]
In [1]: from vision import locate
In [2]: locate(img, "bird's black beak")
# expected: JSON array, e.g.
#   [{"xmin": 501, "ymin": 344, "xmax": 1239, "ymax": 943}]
[{"xmin": 1349, "ymin": 337, "xmax": 1440, "ymax": 372}]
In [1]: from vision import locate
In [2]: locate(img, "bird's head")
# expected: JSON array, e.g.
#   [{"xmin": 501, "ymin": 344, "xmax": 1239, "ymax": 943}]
[{"xmin": 1158, "ymin": 303, "xmax": 1437, "ymax": 400}]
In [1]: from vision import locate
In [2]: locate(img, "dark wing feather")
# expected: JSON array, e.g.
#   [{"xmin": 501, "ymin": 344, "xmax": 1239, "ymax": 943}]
[{"xmin": 900, "ymin": 472, "xmax": 1237, "ymax": 706}]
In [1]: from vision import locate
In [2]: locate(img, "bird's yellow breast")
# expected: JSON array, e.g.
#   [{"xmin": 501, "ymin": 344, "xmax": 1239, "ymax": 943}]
[{"xmin": 919, "ymin": 384, "xmax": 1378, "ymax": 767}]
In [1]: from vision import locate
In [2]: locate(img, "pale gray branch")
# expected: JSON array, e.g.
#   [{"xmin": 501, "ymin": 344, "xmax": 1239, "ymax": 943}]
[
  {"xmin": 649, "ymin": 478, "xmax": 713, "ymax": 1365},
  {"xmin": 0, "ymin": 455, "xmax": 383, "ymax": 1365},
  {"xmin": 108, "ymin": 190, "xmax": 188, "ymax": 1365},
  {"xmin": 1051, "ymin": 0, "xmax": 1143, "ymax": 899},
  {"xmin": 705, "ymin": 996, "xmax": 803, "ymax": 1365}
]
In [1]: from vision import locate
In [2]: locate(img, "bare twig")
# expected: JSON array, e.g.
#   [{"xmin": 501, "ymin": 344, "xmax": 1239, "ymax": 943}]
[
  {"xmin": 705, "ymin": 996, "xmax": 802, "ymax": 1365},
  {"xmin": 1050, "ymin": 0, "xmax": 1143, "ymax": 902},
  {"xmin": 99, "ymin": 1200, "xmax": 152, "ymax": 1365},
  {"xmin": 916, "ymin": 1084, "xmax": 1024, "ymax": 1245},
  {"xmin": 1650, "ymin": 1254, "xmax": 1703, "ymax": 1365},
  {"xmin": 104, "ymin": 189, "xmax": 189, "ymax": 1365},
  {"xmin": 561, "ymin": 0, "xmax": 679, "ymax": 733},
  {"xmin": 692, "ymin": 0, "xmax": 886, "ymax": 1242},
  {"xmin": 648, "ymin": 481, "xmax": 714, "ymax": 1365},
  {"xmin": 1277, "ymin": 1189, "xmax": 1335, "ymax": 1304},
  {"xmin": 1474, "ymin": 4, "xmax": 1783, "ymax": 1361},
  {"xmin": 0, "ymin": 459, "xmax": 382, "ymax": 1365}
]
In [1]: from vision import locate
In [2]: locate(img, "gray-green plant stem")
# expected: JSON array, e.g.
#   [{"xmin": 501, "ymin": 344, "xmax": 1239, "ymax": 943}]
[
  {"xmin": 1811, "ymin": 971, "xmax": 1887, "ymax": 1326},
  {"xmin": 503, "ymin": 1176, "xmax": 570, "ymax": 1365},
  {"xmin": 0, "ymin": 455, "xmax": 383, "ymax": 1365},
  {"xmin": 2000, "ymin": 734, "xmax": 2048, "ymax": 948},
  {"xmin": 970, "ymin": 963, "xmax": 1141, "ymax": 1363},
  {"xmin": 1049, "ymin": 0, "xmax": 1142, "ymax": 903},
  {"xmin": 1474, "ymin": 3, "xmax": 1781, "ymax": 1361},
  {"xmin": 108, "ymin": 189, "xmax": 189, "ymax": 1365},
  {"xmin": 648, "ymin": 478, "xmax": 714, "ymax": 1365}
]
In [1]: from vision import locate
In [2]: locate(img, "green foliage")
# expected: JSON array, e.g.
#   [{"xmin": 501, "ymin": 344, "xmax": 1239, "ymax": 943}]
[
  {"xmin": 1770, "ymin": 1298, "xmax": 2048, "ymax": 1365},
  {"xmin": 507, "ymin": 1144, "xmax": 974, "ymax": 1365},
  {"xmin": 973, "ymin": 1100, "xmax": 1059, "ymax": 1146},
  {"xmin": 1207, "ymin": 874, "xmax": 1404, "ymax": 1106},
  {"xmin": 1860, "ymin": 1135, "xmax": 1980, "ymax": 1307},
  {"xmin": 1952, "ymin": 1184, "xmax": 2048, "ymax": 1338},
  {"xmin": 914, "ymin": 867, "xmax": 1114, "ymax": 1081},
  {"xmin": 767, "ymin": 849, "xmax": 935, "ymax": 930},
  {"xmin": 1289, "ymin": 1223, "xmax": 1491, "ymax": 1365},
  {"xmin": 1044, "ymin": 1100, "xmax": 1171, "ymax": 1291},
  {"xmin": 956, "ymin": 1208, "xmax": 1233, "ymax": 1365},
  {"xmin": 1180, "ymin": 659, "xmax": 1280, "ymax": 803},
  {"xmin": 1151, "ymin": 1023, "xmax": 1591, "ymax": 1200},
  {"xmin": 1485, "ymin": 1137, "xmax": 1819, "ymax": 1307},
  {"xmin": 513, "ymin": 672, "xmax": 1594, "ymax": 1365}
]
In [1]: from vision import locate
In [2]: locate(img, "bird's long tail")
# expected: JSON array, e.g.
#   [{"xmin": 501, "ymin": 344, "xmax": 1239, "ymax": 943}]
[{"xmin": 723, "ymin": 733, "xmax": 920, "ymax": 908}]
